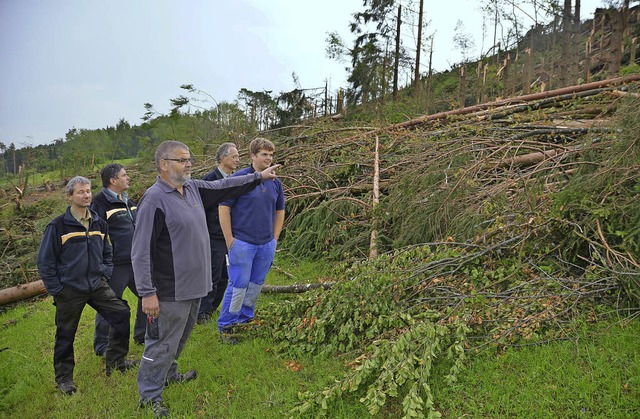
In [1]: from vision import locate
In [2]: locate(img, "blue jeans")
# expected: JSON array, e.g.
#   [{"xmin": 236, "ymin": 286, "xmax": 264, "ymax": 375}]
[{"xmin": 217, "ymin": 238, "xmax": 276, "ymax": 331}]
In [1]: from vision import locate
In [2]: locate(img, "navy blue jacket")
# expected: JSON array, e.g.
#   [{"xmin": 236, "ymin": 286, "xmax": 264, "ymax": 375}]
[
  {"xmin": 37, "ymin": 207, "xmax": 113, "ymax": 296},
  {"xmin": 90, "ymin": 188, "xmax": 137, "ymax": 265}
]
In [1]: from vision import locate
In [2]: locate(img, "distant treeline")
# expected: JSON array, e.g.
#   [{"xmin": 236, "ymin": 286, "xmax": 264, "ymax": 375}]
[{"xmin": 0, "ymin": 83, "xmax": 344, "ymax": 181}]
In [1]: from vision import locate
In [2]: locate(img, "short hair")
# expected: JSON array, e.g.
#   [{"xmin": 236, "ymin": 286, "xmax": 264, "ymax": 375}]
[
  {"xmin": 100, "ymin": 163, "xmax": 124, "ymax": 188},
  {"xmin": 155, "ymin": 140, "xmax": 189, "ymax": 171},
  {"xmin": 65, "ymin": 176, "xmax": 91, "ymax": 195},
  {"xmin": 249, "ymin": 137, "xmax": 275, "ymax": 156},
  {"xmin": 215, "ymin": 142, "xmax": 237, "ymax": 164}
]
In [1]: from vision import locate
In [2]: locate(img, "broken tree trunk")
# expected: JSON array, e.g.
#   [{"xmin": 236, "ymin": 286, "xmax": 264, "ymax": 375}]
[
  {"xmin": 262, "ymin": 283, "xmax": 334, "ymax": 293},
  {"xmin": 369, "ymin": 136, "xmax": 380, "ymax": 259},
  {"xmin": 0, "ymin": 280, "xmax": 46, "ymax": 305},
  {"xmin": 346, "ymin": 74, "xmax": 640, "ymax": 140}
]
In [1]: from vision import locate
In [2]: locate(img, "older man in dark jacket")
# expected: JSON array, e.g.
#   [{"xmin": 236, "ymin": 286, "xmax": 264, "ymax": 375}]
[{"xmin": 37, "ymin": 176, "xmax": 137, "ymax": 395}]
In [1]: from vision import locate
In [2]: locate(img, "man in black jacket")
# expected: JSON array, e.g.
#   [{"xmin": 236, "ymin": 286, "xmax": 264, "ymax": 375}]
[
  {"xmin": 37, "ymin": 176, "xmax": 137, "ymax": 395},
  {"xmin": 197, "ymin": 142, "xmax": 240, "ymax": 324},
  {"xmin": 91, "ymin": 164, "xmax": 146, "ymax": 355}
]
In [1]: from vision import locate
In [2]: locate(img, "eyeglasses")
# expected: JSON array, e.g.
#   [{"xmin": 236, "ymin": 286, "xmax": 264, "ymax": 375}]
[{"xmin": 163, "ymin": 157, "xmax": 194, "ymax": 165}]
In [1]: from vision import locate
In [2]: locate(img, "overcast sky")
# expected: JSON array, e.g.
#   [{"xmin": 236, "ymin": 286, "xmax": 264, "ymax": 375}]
[{"xmin": 0, "ymin": 0, "xmax": 605, "ymax": 147}]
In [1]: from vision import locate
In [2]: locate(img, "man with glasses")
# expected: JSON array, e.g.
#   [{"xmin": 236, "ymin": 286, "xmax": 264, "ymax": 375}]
[
  {"xmin": 197, "ymin": 142, "xmax": 240, "ymax": 324},
  {"xmin": 131, "ymin": 140, "xmax": 279, "ymax": 417},
  {"xmin": 91, "ymin": 164, "xmax": 146, "ymax": 356}
]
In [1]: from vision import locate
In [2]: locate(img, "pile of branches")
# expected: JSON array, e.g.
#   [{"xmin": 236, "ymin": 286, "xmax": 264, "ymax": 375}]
[
  {"xmin": 277, "ymin": 76, "xmax": 640, "ymax": 270},
  {"xmin": 258, "ymin": 75, "xmax": 640, "ymax": 417}
]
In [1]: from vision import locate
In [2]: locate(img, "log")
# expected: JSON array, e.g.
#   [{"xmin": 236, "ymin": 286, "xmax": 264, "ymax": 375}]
[
  {"xmin": 0, "ymin": 279, "xmax": 335, "ymax": 305},
  {"xmin": 346, "ymin": 74, "xmax": 640, "ymax": 140},
  {"xmin": 262, "ymin": 282, "xmax": 334, "ymax": 294},
  {"xmin": 0, "ymin": 280, "xmax": 46, "ymax": 306}
]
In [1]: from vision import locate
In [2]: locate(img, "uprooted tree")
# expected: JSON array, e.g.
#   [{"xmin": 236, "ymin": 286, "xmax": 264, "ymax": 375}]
[{"xmin": 254, "ymin": 76, "xmax": 640, "ymax": 417}]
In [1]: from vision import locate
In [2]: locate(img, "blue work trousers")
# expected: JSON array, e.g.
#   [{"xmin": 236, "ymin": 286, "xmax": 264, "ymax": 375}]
[{"xmin": 217, "ymin": 238, "xmax": 276, "ymax": 331}]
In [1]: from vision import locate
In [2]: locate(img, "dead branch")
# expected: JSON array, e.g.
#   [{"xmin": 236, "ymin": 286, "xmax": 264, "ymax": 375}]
[{"xmin": 262, "ymin": 283, "xmax": 335, "ymax": 294}]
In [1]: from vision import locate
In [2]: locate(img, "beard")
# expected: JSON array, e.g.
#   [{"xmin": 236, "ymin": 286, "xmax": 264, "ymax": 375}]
[{"xmin": 168, "ymin": 168, "xmax": 190, "ymax": 186}]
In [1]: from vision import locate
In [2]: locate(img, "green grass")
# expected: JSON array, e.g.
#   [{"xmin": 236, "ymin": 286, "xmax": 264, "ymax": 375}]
[
  {"xmin": 433, "ymin": 318, "xmax": 640, "ymax": 418},
  {"xmin": 1, "ymin": 256, "xmax": 639, "ymax": 418},
  {"xmin": 0, "ymin": 258, "xmax": 369, "ymax": 418}
]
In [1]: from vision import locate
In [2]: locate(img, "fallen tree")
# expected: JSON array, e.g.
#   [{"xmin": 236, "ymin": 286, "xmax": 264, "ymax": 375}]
[
  {"xmin": 0, "ymin": 279, "xmax": 334, "ymax": 306},
  {"xmin": 0, "ymin": 280, "xmax": 46, "ymax": 306}
]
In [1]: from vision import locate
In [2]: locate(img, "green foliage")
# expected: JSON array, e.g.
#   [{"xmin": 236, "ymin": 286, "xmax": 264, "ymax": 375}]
[
  {"xmin": 263, "ymin": 238, "xmax": 622, "ymax": 416},
  {"xmin": 549, "ymin": 97, "xmax": 640, "ymax": 304},
  {"xmin": 620, "ymin": 63, "xmax": 640, "ymax": 75},
  {"xmin": 284, "ymin": 199, "xmax": 372, "ymax": 260}
]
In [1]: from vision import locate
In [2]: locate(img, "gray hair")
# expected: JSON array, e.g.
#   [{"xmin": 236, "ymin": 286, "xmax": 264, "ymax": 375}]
[
  {"xmin": 65, "ymin": 176, "xmax": 91, "ymax": 195},
  {"xmin": 155, "ymin": 140, "xmax": 189, "ymax": 171},
  {"xmin": 215, "ymin": 142, "xmax": 237, "ymax": 164}
]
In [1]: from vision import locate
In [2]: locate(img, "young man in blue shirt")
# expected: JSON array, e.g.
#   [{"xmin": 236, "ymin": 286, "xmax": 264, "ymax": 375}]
[{"xmin": 217, "ymin": 137, "xmax": 285, "ymax": 343}]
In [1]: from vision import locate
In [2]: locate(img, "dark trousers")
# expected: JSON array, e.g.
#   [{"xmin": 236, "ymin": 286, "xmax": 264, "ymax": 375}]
[
  {"xmin": 94, "ymin": 263, "xmax": 145, "ymax": 354},
  {"xmin": 53, "ymin": 280, "xmax": 130, "ymax": 384},
  {"xmin": 198, "ymin": 239, "xmax": 228, "ymax": 317},
  {"xmin": 138, "ymin": 299, "xmax": 199, "ymax": 402}
]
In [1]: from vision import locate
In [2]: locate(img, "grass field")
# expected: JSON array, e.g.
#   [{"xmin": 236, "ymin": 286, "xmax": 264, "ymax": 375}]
[{"xmin": 1, "ymin": 256, "xmax": 639, "ymax": 418}]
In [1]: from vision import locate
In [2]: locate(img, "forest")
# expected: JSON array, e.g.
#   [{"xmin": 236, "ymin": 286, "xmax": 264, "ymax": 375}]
[{"xmin": 2, "ymin": 1, "xmax": 640, "ymax": 418}]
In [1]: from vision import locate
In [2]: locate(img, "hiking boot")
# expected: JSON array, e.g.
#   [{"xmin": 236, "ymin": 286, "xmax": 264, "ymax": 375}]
[
  {"xmin": 139, "ymin": 399, "xmax": 169, "ymax": 418},
  {"xmin": 220, "ymin": 328, "xmax": 239, "ymax": 345},
  {"xmin": 220, "ymin": 331, "xmax": 239, "ymax": 344},
  {"xmin": 152, "ymin": 401, "xmax": 168, "ymax": 418},
  {"xmin": 238, "ymin": 319, "xmax": 261, "ymax": 332},
  {"xmin": 165, "ymin": 369, "xmax": 198, "ymax": 387},
  {"xmin": 57, "ymin": 381, "xmax": 77, "ymax": 395},
  {"xmin": 106, "ymin": 359, "xmax": 139, "ymax": 376}
]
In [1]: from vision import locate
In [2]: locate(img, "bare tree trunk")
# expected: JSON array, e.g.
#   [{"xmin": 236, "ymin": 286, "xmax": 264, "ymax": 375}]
[
  {"xmin": 262, "ymin": 283, "xmax": 334, "ymax": 294},
  {"xmin": 561, "ymin": 0, "xmax": 572, "ymax": 87},
  {"xmin": 502, "ymin": 54, "xmax": 510, "ymax": 98},
  {"xmin": 369, "ymin": 136, "xmax": 380, "ymax": 259},
  {"xmin": 324, "ymin": 80, "xmax": 328, "ymax": 116},
  {"xmin": 393, "ymin": 4, "xmax": 401, "ymax": 101},
  {"xmin": 484, "ymin": 63, "xmax": 490, "ymax": 102},
  {"xmin": 586, "ymin": 34, "xmax": 593, "ymax": 83},
  {"xmin": 414, "ymin": 0, "xmax": 424, "ymax": 97},
  {"xmin": 426, "ymin": 37, "xmax": 434, "ymax": 112},
  {"xmin": 477, "ymin": 61, "xmax": 483, "ymax": 104},
  {"xmin": 0, "ymin": 280, "xmax": 46, "ymax": 306},
  {"xmin": 610, "ymin": 9, "xmax": 623, "ymax": 76},
  {"xmin": 459, "ymin": 66, "xmax": 467, "ymax": 108},
  {"xmin": 493, "ymin": 1, "xmax": 500, "ymax": 66}
]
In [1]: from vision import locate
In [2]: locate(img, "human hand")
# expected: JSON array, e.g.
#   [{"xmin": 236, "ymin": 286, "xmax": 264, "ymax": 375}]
[
  {"xmin": 142, "ymin": 295, "xmax": 160, "ymax": 317},
  {"xmin": 260, "ymin": 164, "xmax": 281, "ymax": 180}
]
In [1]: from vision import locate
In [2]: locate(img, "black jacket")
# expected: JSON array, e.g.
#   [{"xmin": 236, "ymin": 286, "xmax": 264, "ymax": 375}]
[
  {"xmin": 201, "ymin": 168, "xmax": 226, "ymax": 241},
  {"xmin": 37, "ymin": 207, "xmax": 113, "ymax": 296},
  {"xmin": 90, "ymin": 188, "xmax": 137, "ymax": 264}
]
